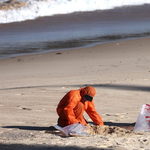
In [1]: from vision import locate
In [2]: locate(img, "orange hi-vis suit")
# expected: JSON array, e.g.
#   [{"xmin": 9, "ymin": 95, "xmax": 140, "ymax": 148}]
[{"xmin": 56, "ymin": 86, "xmax": 104, "ymax": 127}]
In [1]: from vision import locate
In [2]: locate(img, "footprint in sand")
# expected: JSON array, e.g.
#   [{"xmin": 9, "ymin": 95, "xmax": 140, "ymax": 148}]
[
  {"xmin": 22, "ymin": 107, "xmax": 32, "ymax": 110},
  {"xmin": 17, "ymin": 106, "xmax": 32, "ymax": 111},
  {"xmin": 103, "ymin": 113, "xmax": 129, "ymax": 122},
  {"xmin": 16, "ymin": 93, "xmax": 24, "ymax": 96},
  {"xmin": 104, "ymin": 113, "xmax": 119, "ymax": 117}
]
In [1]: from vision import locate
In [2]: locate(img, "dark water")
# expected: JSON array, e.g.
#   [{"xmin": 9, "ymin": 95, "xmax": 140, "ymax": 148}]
[{"xmin": 0, "ymin": 4, "xmax": 150, "ymax": 59}]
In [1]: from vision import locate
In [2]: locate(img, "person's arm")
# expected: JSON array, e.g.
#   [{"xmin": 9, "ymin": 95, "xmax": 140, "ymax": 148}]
[
  {"xmin": 86, "ymin": 101, "xmax": 104, "ymax": 125},
  {"xmin": 63, "ymin": 96, "xmax": 79, "ymax": 124}
]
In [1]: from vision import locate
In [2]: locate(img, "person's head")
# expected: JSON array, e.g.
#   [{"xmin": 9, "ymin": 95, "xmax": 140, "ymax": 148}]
[{"xmin": 80, "ymin": 86, "xmax": 96, "ymax": 102}]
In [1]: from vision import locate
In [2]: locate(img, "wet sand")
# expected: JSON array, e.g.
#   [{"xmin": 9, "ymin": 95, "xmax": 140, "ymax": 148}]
[
  {"xmin": 0, "ymin": 4, "xmax": 150, "ymax": 59},
  {"xmin": 0, "ymin": 37, "xmax": 150, "ymax": 149}
]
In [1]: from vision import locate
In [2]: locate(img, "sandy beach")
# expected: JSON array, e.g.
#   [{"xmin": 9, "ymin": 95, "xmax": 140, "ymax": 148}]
[{"xmin": 0, "ymin": 37, "xmax": 150, "ymax": 149}]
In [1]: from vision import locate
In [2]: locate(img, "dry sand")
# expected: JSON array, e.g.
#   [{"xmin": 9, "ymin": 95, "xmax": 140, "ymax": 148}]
[{"xmin": 0, "ymin": 37, "xmax": 150, "ymax": 149}]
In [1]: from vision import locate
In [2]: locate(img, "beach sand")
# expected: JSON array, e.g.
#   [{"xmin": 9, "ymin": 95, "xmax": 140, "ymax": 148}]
[{"xmin": 0, "ymin": 37, "xmax": 150, "ymax": 149}]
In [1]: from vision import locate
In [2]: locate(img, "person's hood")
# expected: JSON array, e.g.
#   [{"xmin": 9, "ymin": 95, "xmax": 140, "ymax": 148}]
[{"xmin": 80, "ymin": 86, "xmax": 96, "ymax": 97}]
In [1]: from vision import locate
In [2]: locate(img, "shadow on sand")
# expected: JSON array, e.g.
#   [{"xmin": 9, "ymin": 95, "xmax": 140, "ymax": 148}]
[
  {"xmin": 2, "ymin": 121, "xmax": 135, "ymax": 134},
  {"xmin": 0, "ymin": 143, "xmax": 116, "ymax": 150},
  {"xmin": 0, "ymin": 83, "xmax": 150, "ymax": 92}
]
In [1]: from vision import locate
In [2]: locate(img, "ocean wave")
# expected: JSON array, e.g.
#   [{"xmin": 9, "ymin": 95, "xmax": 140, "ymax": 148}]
[{"xmin": 0, "ymin": 0, "xmax": 150, "ymax": 24}]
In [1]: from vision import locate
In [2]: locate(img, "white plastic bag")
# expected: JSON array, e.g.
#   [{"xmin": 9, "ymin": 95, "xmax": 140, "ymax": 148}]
[
  {"xmin": 54, "ymin": 123, "xmax": 89, "ymax": 136},
  {"xmin": 134, "ymin": 104, "xmax": 150, "ymax": 131}
]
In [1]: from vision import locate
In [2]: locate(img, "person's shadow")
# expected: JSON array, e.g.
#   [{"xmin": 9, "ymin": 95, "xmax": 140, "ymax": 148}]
[
  {"xmin": 2, "ymin": 121, "xmax": 135, "ymax": 135},
  {"xmin": 2, "ymin": 125, "xmax": 68, "ymax": 137}
]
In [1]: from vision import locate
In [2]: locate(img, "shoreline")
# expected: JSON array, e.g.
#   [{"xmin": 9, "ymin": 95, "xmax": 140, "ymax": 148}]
[
  {"xmin": 0, "ymin": 3, "xmax": 150, "ymax": 24},
  {"xmin": 0, "ymin": 4, "xmax": 150, "ymax": 60},
  {"xmin": 0, "ymin": 37, "xmax": 150, "ymax": 149}
]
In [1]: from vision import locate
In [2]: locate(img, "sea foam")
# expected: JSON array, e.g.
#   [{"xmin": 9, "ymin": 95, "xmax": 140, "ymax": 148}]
[{"xmin": 0, "ymin": 0, "xmax": 150, "ymax": 24}]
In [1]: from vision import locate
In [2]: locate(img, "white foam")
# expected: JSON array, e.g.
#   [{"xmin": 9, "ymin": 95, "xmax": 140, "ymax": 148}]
[{"xmin": 0, "ymin": 0, "xmax": 150, "ymax": 24}]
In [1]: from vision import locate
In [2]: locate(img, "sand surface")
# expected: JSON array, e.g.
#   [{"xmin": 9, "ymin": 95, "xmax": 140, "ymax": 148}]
[{"xmin": 0, "ymin": 37, "xmax": 150, "ymax": 149}]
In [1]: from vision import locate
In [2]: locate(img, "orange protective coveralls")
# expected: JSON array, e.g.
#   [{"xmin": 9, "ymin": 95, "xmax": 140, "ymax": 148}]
[{"xmin": 56, "ymin": 86, "xmax": 104, "ymax": 127}]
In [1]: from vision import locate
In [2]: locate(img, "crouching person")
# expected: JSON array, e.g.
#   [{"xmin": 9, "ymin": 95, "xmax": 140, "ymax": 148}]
[{"xmin": 56, "ymin": 86, "xmax": 104, "ymax": 127}]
